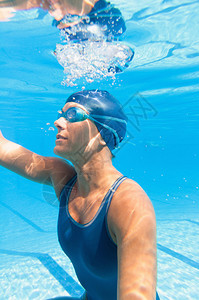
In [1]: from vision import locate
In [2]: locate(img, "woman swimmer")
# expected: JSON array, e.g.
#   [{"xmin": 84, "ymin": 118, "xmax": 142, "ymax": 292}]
[
  {"xmin": 0, "ymin": 0, "xmax": 127, "ymax": 43},
  {"xmin": 0, "ymin": 90, "xmax": 160, "ymax": 300}
]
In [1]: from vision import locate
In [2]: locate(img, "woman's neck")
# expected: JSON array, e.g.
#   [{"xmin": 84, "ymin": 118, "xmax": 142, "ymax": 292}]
[{"xmin": 72, "ymin": 153, "xmax": 121, "ymax": 197}]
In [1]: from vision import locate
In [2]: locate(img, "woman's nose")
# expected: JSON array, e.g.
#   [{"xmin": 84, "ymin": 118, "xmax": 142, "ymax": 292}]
[{"xmin": 54, "ymin": 117, "xmax": 67, "ymax": 129}]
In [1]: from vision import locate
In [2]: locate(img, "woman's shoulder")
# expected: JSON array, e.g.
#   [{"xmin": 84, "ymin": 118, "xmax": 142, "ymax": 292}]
[
  {"xmin": 107, "ymin": 176, "xmax": 156, "ymax": 245},
  {"xmin": 109, "ymin": 176, "xmax": 155, "ymax": 224},
  {"xmin": 117, "ymin": 177, "xmax": 150, "ymax": 199}
]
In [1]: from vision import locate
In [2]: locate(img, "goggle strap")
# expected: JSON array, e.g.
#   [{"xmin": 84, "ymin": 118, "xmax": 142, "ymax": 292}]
[
  {"xmin": 88, "ymin": 116, "xmax": 120, "ymax": 147},
  {"xmin": 90, "ymin": 114, "xmax": 127, "ymax": 124}
]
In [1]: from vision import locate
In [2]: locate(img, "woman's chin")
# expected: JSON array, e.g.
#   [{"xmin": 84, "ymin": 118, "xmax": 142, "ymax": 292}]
[
  {"xmin": 54, "ymin": 145, "xmax": 69, "ymax": 159},
  {"xmin": 54, "ymin": 146, "xmax": 63, "ymax": 156}
]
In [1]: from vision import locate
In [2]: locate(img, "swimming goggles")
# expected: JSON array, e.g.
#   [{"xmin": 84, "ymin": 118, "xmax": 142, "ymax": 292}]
[{"xmin": 57, "ymin": 106, "xmax": 127, "ymax": 148}]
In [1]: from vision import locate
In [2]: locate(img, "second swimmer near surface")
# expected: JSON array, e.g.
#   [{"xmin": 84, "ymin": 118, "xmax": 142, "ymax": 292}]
[
  {"xmin": 53, "ymin": 0, "xmax": 134, "ymax": 74},
  {"xmin": 0, "ymin": 0, "xmax": 134, "ymax": 77}
]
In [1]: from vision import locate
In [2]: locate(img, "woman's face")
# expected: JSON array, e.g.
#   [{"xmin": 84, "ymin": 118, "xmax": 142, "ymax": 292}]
[{"xmin": 54, "ymin": 102, "xmax": 101, "ymax": 162}]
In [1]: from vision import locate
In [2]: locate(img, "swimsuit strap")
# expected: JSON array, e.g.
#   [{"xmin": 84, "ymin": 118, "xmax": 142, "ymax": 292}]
[{"xmin": 104, "ymin": 175, "xmax": 128, "ymax": 213}]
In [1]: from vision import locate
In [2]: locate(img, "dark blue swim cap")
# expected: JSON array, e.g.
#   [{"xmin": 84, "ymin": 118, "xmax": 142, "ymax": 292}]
[{"xmin": 65, "ymin": 90, "xmax": 127, "ymax": 152}]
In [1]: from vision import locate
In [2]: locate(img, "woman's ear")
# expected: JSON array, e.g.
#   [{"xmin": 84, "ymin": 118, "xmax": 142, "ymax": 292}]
[{"xmin": 98, "ymin": 136, "xmax": 106, "ymax": 146}]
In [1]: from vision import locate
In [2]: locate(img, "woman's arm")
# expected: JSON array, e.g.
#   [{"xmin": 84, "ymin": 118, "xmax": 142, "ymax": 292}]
[
  {"xmin": 109, "ymin": 180, "xmax": 157, "ymax": 300},
  {"xmin": 0, "ymin": 130, "xmax": 75, "ymax": 196},
  {"xmin": 0, "ymin": 0, "xmax": 98, "ymax": 21}
]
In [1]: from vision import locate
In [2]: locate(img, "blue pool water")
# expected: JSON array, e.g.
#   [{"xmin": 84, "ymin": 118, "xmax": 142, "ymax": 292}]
[{"xmin": 0, "ymin": 0, "xmax": 199, "ymax": 299}]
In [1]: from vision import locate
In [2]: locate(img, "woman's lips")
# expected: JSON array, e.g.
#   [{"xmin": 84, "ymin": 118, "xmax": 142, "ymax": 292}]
[{"xmin": 56, "ymin": 134, "xmax": 67, "ymax": 140}]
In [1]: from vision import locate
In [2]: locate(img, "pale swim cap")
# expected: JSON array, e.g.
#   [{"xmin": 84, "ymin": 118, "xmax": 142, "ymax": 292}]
[{"xmin": 66, "ymin": 90, "xmax": 128, "ymax": 152}]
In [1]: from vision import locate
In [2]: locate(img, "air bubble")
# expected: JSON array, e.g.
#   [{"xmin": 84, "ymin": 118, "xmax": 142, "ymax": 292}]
[{"xmin": 54, "ymin": 29, "xmax": 133, "ymax": 86}]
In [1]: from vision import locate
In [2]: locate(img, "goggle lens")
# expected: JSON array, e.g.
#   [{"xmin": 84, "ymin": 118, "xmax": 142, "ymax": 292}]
[{"xmin": 57, "ymin": 107, "xmax": 88, "ymax": 123}]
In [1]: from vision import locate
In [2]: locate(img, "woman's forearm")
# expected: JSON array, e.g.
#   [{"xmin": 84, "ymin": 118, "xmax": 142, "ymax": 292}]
[{"xmin": 0, "ymin": 132, "xmax": 52, "ymax": 184}]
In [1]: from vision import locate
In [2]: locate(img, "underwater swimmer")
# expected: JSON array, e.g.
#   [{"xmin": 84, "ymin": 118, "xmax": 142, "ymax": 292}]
[{"xmin": 0, "ymin": 90, "xmax": 160, "ymax": 299}]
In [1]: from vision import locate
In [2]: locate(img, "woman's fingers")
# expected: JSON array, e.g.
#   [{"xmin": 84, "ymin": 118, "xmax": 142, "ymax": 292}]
[{"xmin": 0, "ymin": 7, "xmax": 16, "ymax": 21}]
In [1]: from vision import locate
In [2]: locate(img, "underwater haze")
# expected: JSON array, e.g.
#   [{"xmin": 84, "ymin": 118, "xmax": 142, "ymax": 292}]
[{"xmin": 0, "ymin": 0, "xmax": 199, "ymax": 299}]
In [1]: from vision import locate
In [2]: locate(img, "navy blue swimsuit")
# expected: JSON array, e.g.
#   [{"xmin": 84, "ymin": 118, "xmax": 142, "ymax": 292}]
[{"xmin": 58, "ymin": 175, "xmax": 160, "ymax": 300}]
